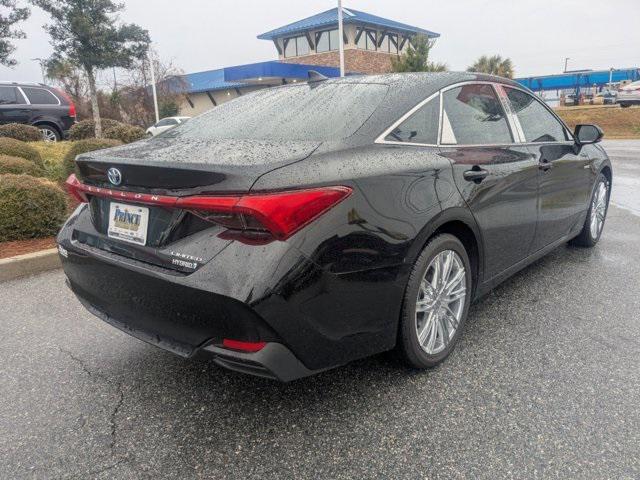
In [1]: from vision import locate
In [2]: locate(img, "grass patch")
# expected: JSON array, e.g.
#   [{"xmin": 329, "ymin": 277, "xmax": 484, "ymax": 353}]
[
  {"xmin": 555, "ymin": 105, "xmax": 640, "ymax": 139},
  {"xmin": 31, "ymin": 142, "xmax": 73, "ymax": 183}
]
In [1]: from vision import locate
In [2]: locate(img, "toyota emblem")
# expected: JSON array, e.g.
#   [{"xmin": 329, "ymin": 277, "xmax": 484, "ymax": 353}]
[{"xmin": 107, "ymin": 167, "xmax": 122, "ymax": 186}]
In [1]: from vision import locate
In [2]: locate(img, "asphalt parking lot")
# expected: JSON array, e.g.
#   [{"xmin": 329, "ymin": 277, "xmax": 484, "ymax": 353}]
[{"xmin": 1, "ymin": 140, "xmax": 639, "ymax": 479}]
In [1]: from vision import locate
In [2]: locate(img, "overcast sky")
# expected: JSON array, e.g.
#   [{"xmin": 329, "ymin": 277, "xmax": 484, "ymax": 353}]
[{"xmin": 2, "ymin": 0, "xmax": 639, "ymax": 85}]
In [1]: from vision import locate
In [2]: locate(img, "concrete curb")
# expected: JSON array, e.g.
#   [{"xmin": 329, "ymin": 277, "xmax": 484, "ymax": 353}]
[{"xmin": 0, "ymin": 248, "xmax": 61, "ymax": 283}]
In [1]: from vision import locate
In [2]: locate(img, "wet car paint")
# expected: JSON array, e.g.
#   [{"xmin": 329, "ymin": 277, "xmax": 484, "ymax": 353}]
[{"xmin": 57, "ymin": 72, "xmax": 612, "ymax": 379}]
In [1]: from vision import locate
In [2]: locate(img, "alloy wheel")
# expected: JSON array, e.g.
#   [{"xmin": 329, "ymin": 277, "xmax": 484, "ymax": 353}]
[
  {"xmin": 415, "ymin": 250, "xmax": 467, "ymax": 355},
  {"xmin": 590, "ymin": 181, "xmax": 608, "ymax": 239},
  {"xmin": 40, "ymin": 128, "xmax": 58, "ymax": 142}
]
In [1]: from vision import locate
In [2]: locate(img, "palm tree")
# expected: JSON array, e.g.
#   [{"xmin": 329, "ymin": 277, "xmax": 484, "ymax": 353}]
[{"xmin": 467, "ymin": 55, "xmax": 514, "ymax": 79}]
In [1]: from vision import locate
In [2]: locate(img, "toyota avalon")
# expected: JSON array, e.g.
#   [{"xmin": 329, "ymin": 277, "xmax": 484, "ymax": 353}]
[{"xmin": 58, "ymin": 72, "xmax": 611, "ymax": 381}]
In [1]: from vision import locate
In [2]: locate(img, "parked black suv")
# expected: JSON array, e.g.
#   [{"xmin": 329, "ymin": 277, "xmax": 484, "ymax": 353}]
[{"xmin": 0, "ymin": 82, "xmax": 76, "ymax": 141}]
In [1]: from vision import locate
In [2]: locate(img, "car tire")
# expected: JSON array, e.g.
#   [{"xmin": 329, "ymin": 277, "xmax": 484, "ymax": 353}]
[
  {"xmin": 37, "ymin": 125, "xmax": 61, "ymax": 142},
  {"xmin": 570, "ymin": 173, "xmax": 610, "ymax": 248},
  {"xmin": 619, "ymin": 103, "xmax": 630, "ymax": 108},
  {"xmin": 398, "ymin": 234, "xmax": 473, "ymax": 369}
]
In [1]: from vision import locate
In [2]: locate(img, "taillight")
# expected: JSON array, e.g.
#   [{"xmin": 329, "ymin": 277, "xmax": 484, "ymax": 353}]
[
  {"xmin": 53, "ymin": 88, "xmax": 76, "ymax": 117},
  {"xmin": 65, "ymin": 174, "xmax": 88, "ymax": 203},
  {"xmin": 222, "ymin": 339, "xmax": 267, "ymax": 352},
  {"xmin": 64, "ymin": 174, "xmax": 352, "ymax": 240},
  {"xmin": 179, "ymin": 186, "xmax": 352, "ymax": 240}
]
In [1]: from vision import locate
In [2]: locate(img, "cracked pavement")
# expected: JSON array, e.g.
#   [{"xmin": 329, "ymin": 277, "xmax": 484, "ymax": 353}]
[{"xmin": 1, "ymin": 140, "xmax": 639, "ymax": 479}]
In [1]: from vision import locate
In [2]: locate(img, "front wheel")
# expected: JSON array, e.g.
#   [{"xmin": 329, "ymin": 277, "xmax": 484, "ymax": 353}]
[
  {"xmin": 398, "ymin": 234, "xmax": 472, "ymax": 369},
  {"xmin": 570, "ymin": 173, "xmax": 610, "ymax": 247}
]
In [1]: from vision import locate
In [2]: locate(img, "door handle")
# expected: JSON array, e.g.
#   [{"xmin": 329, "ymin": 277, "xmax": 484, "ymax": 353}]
[
  {"xmin": 463, "ymin": 168, "xmax": 489, "ymax": 183},
  {"xmin": 539, "ymin": 158, "xmax": 553, "ymax": 171}
]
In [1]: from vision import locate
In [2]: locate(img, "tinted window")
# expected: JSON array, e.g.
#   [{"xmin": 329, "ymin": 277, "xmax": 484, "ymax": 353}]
[
  {"xmin": 505, "ymin": 87, "xmax": 569, "ymax": 142},
  {"xmin": 167, "ymin": 82, "xmax": 389, "ymax": 142},
  {"xmin": 0, "ymin": 86, "xmax": 23, "ymax": 104},
  {"xmin": 22, "ymin": 87, "xmax": 59, "ymax": 105},
  {"xmin": 441, "ymin": 84, "xmax": 513, "ymax": 145},
  {"xmin": 385, "ymin": 96, "xmax": 440, "ymax": 144}
]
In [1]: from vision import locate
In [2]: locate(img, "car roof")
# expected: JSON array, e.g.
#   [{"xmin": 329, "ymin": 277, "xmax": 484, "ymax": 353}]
[{"xmin": 0, "ymin": 81, "xmax": 51, "ymax": 88}]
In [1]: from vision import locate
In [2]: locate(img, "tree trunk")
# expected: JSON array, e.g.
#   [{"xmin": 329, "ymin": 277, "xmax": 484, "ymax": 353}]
[{"xmin": 85, "ymin": 66, "xmax": 102, "ymax": 138}]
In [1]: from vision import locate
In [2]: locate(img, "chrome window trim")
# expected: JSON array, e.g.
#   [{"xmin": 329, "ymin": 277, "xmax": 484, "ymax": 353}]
[
  {"xmin": 374, "ymin": 90, "xmax": 440, "ymax": 147},
  {"xmin": 1, "ymin": 85, "xmax": 30, "ymax": 105},
  {"xmin": 375, "ymin": 80, "xmax": 577, "ymax": 149}
]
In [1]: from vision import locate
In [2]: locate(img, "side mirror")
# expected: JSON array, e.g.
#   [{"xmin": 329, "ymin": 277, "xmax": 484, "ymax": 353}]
[{"xmin": 574, "ymin": 124, "xmax": 603, "ymax": 145}]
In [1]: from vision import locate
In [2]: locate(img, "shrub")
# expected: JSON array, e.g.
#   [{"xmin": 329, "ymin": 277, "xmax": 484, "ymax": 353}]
[
  {"xmin": 0, "ymin": 138, "xmax": 44, "ymax": 167},
  {"xmin": 0, "ymin": 174, "xmax": 68, "ymax": 241},
  {"xmin": 0, "ymin": 123, "xmax": 42, "ymax": 142},
  {"xmin": 31, "ymin": 142, "xmax": 73, "ymax": 183},
  {"xmin": 62, "ymin": 138, "xmax": 123, "ymax": 178},
  {"xmin": 0, "ymin": 155, "xmax": 44, "ymax": 177},
  {"xmin": 68, "ymin": 119, "xmax": 121, "ymax": 141},
  {"xmin": 104, "ymin": 123, "xmax": 146, "ymax": 143}
]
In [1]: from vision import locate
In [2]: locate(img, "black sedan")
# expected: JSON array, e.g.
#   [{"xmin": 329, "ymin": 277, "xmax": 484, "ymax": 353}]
[{"xmin": 58, "ymin": 72, "xmax": 611, "ymax": 381}]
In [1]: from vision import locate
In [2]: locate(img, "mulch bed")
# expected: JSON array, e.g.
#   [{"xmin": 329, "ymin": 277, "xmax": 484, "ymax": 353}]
[{"xmin": 0, "ymin": 237, "xmax": 56, "ymax": 260}]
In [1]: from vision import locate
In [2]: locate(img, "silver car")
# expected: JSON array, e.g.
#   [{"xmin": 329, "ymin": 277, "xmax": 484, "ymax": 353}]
[
  {"xmin": 617, "ymin": 80, "xmax": 640, "ymax": 108},
  {"xmin": 146, "ymin": 116, "xmax": 191, "ymax": 136}
]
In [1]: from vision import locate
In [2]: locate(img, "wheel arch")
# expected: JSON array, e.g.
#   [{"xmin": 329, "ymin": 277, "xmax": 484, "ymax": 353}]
[
  {"xmin": 32, "ymin": 120, "xmax": 62, "ymax": 137},
  {"xmin": 406, "ymin": 207, "xmax": 484, "ymax": 296}
]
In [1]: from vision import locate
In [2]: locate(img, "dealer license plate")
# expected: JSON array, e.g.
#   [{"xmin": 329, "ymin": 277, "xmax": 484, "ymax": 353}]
[{"xmin": 107, "ymin": 202, "xmax": 149, "ymax": 246}]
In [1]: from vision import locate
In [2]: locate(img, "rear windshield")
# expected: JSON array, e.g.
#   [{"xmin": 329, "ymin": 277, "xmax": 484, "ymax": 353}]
[{"xmin": 165, "ymin": 82, "xmax": 388, "ymax": 141}]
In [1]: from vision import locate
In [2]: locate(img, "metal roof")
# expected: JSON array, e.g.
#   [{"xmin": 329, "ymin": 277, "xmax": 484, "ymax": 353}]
[
  {"xmin": 257, "ymin": 7, "xmax": 440, "ymax": 40},
  {"xmin": 179, "ymin": 61, "xmax": 342, "ymax": 94},
  {"xmin": 516, "ymin": 68, "xmax": 640, "ymax": 92}
]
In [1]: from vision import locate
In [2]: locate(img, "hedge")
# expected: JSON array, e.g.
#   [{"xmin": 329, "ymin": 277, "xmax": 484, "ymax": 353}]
[
  {"xmin": 62, "ymin": 138, "xmax": 123, "ymax": 178},
  {"xmin": 0, "ymin": 174, "xmax": 68, "ymax": 241},
  {"xmin": 0, "ymin": 138, "xmax": 44, "ymax": 168},
  {"xmin": 0, "ymin": 123, "xmax": 42, "ymax": 142},
  {"xmin": 104, "ymin": 124, "xmax": 146, "ymax": 143},
  {"xmin": 0, "ymin": 155, "xmax": 44, "ymax": 177},
  {"xmin": 68, "ymin": 119, "xmax": 122, "ymax": 141}
]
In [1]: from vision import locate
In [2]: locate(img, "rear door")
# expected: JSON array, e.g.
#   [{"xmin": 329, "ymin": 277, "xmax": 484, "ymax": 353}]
[
  {"xmin": 0, "ymin": 86, "xmax": 30, "ymax": 124},
  {"xmin": 20, "ymin": 86, "xmax": 63, "ymax": 125},
  {"xmin": 441, "ymin": 83, "xmax": 539, "ymax": 281},
  {"xmin": 501, "ymin": 86, "xmax": 593, "ymax": 251}
]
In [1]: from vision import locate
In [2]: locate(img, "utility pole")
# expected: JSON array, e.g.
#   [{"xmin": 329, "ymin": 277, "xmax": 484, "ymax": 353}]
[
  {"xmin": 149, "ymin": 54, "xmax": 160, "ymax": 123},
  {"xmin": 564, "ymin": 57, "xmax": 570, "ymax": 73},
  {"xmin": 338, "ymin": 0, "xmax": 345, "ymax": 77}
]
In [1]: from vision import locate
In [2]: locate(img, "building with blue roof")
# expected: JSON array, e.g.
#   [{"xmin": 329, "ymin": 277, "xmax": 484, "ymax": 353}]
[
  {"xmin": 175, "ymin": 7, "xmax": 439, "ymax": 115},
  {"xmin": 258, "ymin": 7, "xmax": 439, "ymax": 75}
]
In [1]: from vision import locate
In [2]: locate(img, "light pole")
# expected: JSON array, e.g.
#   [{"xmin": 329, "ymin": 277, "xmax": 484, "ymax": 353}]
[
  {"xmin": 564, "ymin": 57, "xmax": 570, "ymax": 73},
  {"xmin": 337, "ymin": 0, "xmax": 345, "ymax": 77},
  {"xmin": 148, "ymin": 53, "xmax": 160, "ymax": 123}
]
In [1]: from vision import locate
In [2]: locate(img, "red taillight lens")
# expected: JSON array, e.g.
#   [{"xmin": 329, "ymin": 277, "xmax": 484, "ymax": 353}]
[
  {"xmin": 222, "ymin": 339, "xmax": 267, "ymax": 352},
  {"xmin": 177, "ymin": 186, "xmax": 352, "ymax": 240},
  {"xmin": 64, "ymin": 174, "xmax": 352, "ymax": 240},
  {"xmin": 65, "ymin": 174, "xmax": 88, "ymax": 203},
  {"xmin": 53, "ymin": 88, "xmax": 76, "ymax": 117}
]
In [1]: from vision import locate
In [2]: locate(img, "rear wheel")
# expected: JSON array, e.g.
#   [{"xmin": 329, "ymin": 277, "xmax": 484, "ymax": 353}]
[
  {"xmin": 570, "ymin": 173, "xmax": 610, "ymax": 247},
  {"xmin": 38, "ymin": 125, "xmax": 61, "ymax": 142},
  {"xmin": 398, "ymin": 234, "xmax": 472, "ymax": 368},
  {"xmin": 619, "ymin": 103, "xmax": 631, "ymax": 108}
]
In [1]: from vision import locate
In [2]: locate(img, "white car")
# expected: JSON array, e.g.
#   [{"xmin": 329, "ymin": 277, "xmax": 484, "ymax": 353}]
[
  {"xmin": 146, "ymin": 116, "xmax": 190, "ymax": 136},
  {"xmin": 617, "ymin": 80, "xmax": 640, "ymax": 108}
]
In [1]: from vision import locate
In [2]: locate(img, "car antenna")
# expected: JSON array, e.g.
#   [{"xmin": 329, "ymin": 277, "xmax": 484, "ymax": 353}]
[{"xmin": 307, "ymin": 70, "xmax": 329, "ymax": 83}]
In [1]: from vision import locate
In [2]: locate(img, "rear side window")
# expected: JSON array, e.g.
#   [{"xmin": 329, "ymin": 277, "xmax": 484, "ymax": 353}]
[
  {"xmin": 155, "ymin": 118, "xmax": 177, "ymax": 127},
  {"xmin": 22, "ymin": 87, "xmax": 59, "ymax": 105},
  {"xmin": 441, "ymin": 84, "xmax": 513, "ymax": 145},
  {"xmin": 0, "ymin": 86, "xmax": 24, "ymax": 104},
  {"xmin": 385, "ymin": 96, "xmax": 440, "ymax": 144},
  {"xmin": 505, "ymin": 87, "xmax": 569, "ymax": 142}
]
